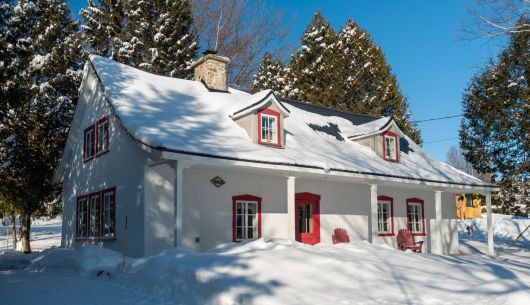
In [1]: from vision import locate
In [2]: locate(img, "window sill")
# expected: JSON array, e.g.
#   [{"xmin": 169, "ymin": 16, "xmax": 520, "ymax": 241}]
[
  {"xmin": 258, "ymin": 141, "xmax": 283, "ymax": 148},
  {"xmin": 377, "ymin": 233, "xmax": 395, "ymax": 236},
  {"xmin": 83, "ymin": 149, "xmax": 109, "ymax": 163},
  {"xmin": 382, "ymin": 157, "xmax": 399, "ymax": 163},
  {"xmin": 95, "ymin": 149, "xmax": 109, "ymax": 157},
  {"xmin": 83, "ymin": 156, "xmax": 95, "ymax": 163}
]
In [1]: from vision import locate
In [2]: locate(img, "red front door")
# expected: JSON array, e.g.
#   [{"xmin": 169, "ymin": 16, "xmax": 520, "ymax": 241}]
[{"xmin": 295, "ymin": 193, "xmax": 320, "ymax": 245}]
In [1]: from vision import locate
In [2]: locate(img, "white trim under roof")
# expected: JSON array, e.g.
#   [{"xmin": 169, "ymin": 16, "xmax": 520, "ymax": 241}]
[{"xmin": 230, "ymin": 89, "xmax": 290, "ymax": 120}]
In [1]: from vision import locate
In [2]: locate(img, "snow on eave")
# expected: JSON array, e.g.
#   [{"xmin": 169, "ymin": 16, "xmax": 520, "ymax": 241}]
[
  {"xmin": 230, "ymin": 89, "xmax": 290, "ymax": 119},
  {"xmin": 346, "ymin": 117, "xmax": 394, "ymax": 140}
]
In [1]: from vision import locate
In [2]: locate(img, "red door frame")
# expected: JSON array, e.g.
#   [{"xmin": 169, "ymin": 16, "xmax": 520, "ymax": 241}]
[{"xmin": 295, "ymin": 192, "xmax": 321, "ymax": 245}]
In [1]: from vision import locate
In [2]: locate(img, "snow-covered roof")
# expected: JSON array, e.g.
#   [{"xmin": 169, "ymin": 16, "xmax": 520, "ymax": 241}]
[{"xmin": 88, "ymin": 55, "xmax": 494, "ymax": 189}]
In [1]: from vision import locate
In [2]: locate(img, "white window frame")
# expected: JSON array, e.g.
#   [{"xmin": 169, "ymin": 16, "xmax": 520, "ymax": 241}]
[
  {"xmin": 89, "ymin": 194, "xmax": 100, "ymax": 238},
  {"xmin": 377, "ymin": 200, "xmax": 392, "ymax": 234},
  {"xmin": 102, "ymin": 189, "xmax": 115, "ymax": 238},
  {"xmin": 234, "ymin": 200, "xmax": 259, "ymax": 241},
  {"xmin": 407, "ymin": 202, "xmax": 423, "ymax": 234},
  {"xmin": 384, "ymin": 134, "xmax": 397, "ymax": 161},
  {"xmin": 260, "ymin": 114, "xmax": 278, "ymax": 144},
  {"xmin": 97, "ymin": 118, "xmax": 109, "ymax": 154},
  {"xmin": 84, "ymin": 127, "xmax": 95, "ymax": 160}
]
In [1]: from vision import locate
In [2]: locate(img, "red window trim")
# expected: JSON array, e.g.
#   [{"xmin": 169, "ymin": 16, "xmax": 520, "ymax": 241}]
[
  {"xmin": 76, "ymin": 196, "xmax": 89, "ymax": 238},
  {"xmin": 83, "ymin": 115, "xmax": 110, "ymax": 163},
  {"xmin": 95, "ymin": 115, "xmax": 110, "ymax": 156},
  {"xmin": 88, "ymin": 191, "xmax": 102, "ymax": 238},
  {"xmin": 257, "ymin": 108, "xmax": 281, "ymax": 147},
  {"xmin": 83, "ymin": 124, "xmax": 96, "ymax": 162},
  {"xmin": 377, "ymin": 195, "xmax": 395, "ymax": 236},
  {"xmin": 232, "ymin": 194, "xmax": 262, "ymax": 242},
  {"xmin": 406, "ymin": 197, "xmax": 426, "ymax": 236},
  {"xmin": 382, "ymin": 130, "xmax": 399, "ymax": 162},
  {"xmin": 75, "ymin": 187, "xmax": 117, "ymax": 241}
]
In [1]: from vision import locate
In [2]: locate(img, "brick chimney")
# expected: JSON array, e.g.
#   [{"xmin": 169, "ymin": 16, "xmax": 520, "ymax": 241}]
[{"xmin": 191, "ymin": 50, "xmax": 230, "ymax": 92}]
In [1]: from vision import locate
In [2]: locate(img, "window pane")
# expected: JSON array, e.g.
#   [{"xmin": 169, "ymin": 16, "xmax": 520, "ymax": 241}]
[
  {"xmin": 103, "ymin": 191, "xmax": 115, "ymax": 237},
  {"xmin": 236, "ymin": 227, "xmax": 243, "ymax": 239},
  {"xmin": 90, "ymin": 196, "xmax": 100, "ymax": 237}
]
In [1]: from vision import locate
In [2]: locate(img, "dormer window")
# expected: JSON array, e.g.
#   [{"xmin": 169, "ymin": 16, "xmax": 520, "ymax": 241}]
[
  {"xmin": 258, "ymin": 109, "xmax": 281, "ymax": 146},
  {"xmin": 383, "ymin": 131, "xmax": 399, "ymax": 162}
]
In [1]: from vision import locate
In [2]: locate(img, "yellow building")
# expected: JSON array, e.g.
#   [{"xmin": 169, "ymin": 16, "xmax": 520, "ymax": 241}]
[{"xmin": 456, "ymin": 194, "xmax": 482, "ymax": 219}]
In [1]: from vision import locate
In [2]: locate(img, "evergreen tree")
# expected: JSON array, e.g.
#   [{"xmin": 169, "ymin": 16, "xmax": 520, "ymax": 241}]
[
  {"xmin": 82, "ymin": 0, "xmax": 198, "ymax": 78},
  {"xmin": 460, "ymin": 17, "xmax": 529, "ymax": 215},
  {"xmin": 286, "ymin": 11, "xmax": 339, "ymax": 107},
  {"xmin": 0, "ymin": 0, "xmax": 83, "ymax": 253},
  {"xmin": 259, "ymin": 12, "xmax": 421, "ymax": 143},
  {"xmin": 251, "ymin": 52, "xmax": 286, "ymax": 94},
  {"xmin": 80, "ymin": 0, "xmax": 126, "ymax": 59},
  {"xmin": 335, "ymin": 20, "xmax": 421, "ymax": 143}
]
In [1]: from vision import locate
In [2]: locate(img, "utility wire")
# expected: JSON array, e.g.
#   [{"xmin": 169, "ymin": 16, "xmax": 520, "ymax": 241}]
[
  {"xmin": 423, "ymin": 137, "xmax": 459, "ymax": 144},
  {"xmin": 412, "ymin": 114, "xmax": 463, "ymax": 123}
]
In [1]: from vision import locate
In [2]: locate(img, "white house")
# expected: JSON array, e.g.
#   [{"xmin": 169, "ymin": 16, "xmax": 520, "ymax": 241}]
[{"xmin": 54, "ymin": 53, "xmax": 498, "ymax": 258}]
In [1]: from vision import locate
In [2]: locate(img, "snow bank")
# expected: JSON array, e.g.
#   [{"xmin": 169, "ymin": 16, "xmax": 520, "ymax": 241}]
[
  {"xmin": 458, "ymin": 214, "xmax": 530, "ymax": 247},
  {"xmin": 7, "ymin": 237, "xmax": 528, "ymax": 305}
]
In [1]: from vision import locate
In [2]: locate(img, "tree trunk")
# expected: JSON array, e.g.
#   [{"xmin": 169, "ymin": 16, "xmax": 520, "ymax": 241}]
[
  {"xmin": 10, "ymin": 215, "xmax": 17, "ymax": 250},
  {"xmin": 20, "ymin": 212, "xmax": 31, "ymax": 254},
  {"xmin": 18, "ymin": 216, "xmax": 22, "ymax": 241}
]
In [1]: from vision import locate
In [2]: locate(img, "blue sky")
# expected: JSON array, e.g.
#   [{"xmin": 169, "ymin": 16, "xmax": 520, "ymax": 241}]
[{"xmin": 68, "ymin": 0, "xmax": 502, "ymax": 162}]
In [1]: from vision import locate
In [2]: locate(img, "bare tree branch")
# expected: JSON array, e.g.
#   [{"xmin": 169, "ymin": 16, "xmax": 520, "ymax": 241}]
[
  {"xmin": 191, "ymin": 0, "xmax": 291, "ymax": 88},
  {"xmin": 461, "ymin": 0, "xmax": 530, "ymax": 39}
]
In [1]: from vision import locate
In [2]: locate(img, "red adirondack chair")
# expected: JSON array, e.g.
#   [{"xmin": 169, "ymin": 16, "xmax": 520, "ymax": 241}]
[
  {"xmin": 397, "ymin": 229, "xmax": 423, "ymax": 253},
  {"xmin": 332, "ymin": 228, "xmax": 350, "ymax": 244}
]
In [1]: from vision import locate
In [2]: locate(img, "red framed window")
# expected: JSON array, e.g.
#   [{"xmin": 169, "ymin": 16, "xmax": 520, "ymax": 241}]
[
  {"xmin": 232, "ymin": 195, "xmax": 262, "ymax": 242},
  {"xmin": 377, "ymin": 195, "xmax": 394, "ymax": 236},
  {"xmin": 102, "ymin": 188, "xmax": 116, "ymax": 238},
  {"xmin": 258, "ymin": 109, "xmax": 281, "ymax": 147},
  {"xmin": 83, "ymin": 125, "xmax": 96, "ymax": 161},
  {"xmin": 382, "ymin": 131, "xmax": 399, "ymax": 162},
  {"xmin": 76, "ymin": 188, "xmax": 116, "ymax": 240},
  {"xmin": 83, "ymin": 116, "xmax": 110, "ymax": 162},
  {"xmin": 76, "ymin": 196, "xmax": 89, "ymax": 238},
  {"xmin": 406, "ymin": 198, "xmax": 425, "ymax": 236},
  {"xmin": 89, "ymin": 193, "xmax": 101, "ymax": 238},
  {"xmin": 96, "ymin": 116, "xmax": 109, "ymax": 155}
]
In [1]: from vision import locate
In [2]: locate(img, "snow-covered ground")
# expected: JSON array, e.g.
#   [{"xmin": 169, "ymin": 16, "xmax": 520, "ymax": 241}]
[{"xmin": 1, "ymin": 215, "xmax": 529, "ymax": 305}]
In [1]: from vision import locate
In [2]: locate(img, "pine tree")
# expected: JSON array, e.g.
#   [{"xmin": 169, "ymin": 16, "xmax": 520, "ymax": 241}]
[
  {"xmin": 82, "ymin": 0, "xmax": 198, "ymax": 78},
  {"xmin": 335, "ymin": 20, "xmax": 421, "ymax": 143},
  {"xmin": 0, "ymin": 0, "xmax": 83, "ymax": 253},
  {"xmin": 261, "ymin": 12, "xmax": 421, "ymax": 143},
  {"xmin": 144, "ymin": 0, "xmax": 198, "ymax": 78},
  {"xmin": 80, "ymin": 0, "xmax": 126, "ymax": 59},
  {"xmin": 286, "ymin": 11, "xmax": 339, "ymax": 107},
  {"xmin": 251, "ymin": 52, "xmax": 286, "ymax": 94},
  {"xmin": 460, "ymin": 17, "xmax": 530, "ymax": 215}
]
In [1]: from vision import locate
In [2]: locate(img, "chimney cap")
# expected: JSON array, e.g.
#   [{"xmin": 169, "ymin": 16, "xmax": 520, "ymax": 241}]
[{"xmin": 203, "ymin": 49, "xmax": 218, "ymax": 55}]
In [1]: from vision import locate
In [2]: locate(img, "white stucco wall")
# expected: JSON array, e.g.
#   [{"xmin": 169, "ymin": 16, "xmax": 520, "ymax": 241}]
[
  {"xmin": 61, "ymin": 65, "xmax": 152, "ymax": 257},
  {"xmin": 182, "ymin": 167, "xmax": 288, "ymax": 251},
  {"xmin": 144, "ymin": 163, "xmax": 175, "ymax": 256},
  {"xmin": 181, "ymin": 167, "xmax": 459, "ymax": 254}
]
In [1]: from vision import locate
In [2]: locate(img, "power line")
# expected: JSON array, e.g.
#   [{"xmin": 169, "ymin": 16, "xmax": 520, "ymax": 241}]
[
  {"xmin": 423, "ymin": 137, "xmax": 459, "ymax": 144},
  {"xmin": 412, "ymin": 114, "xmax": 463, "ymax": 123}
]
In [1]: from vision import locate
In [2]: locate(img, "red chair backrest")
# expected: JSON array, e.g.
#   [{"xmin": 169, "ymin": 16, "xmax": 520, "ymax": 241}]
[
  {"xmin": 332, "ymin": 228, "xmax": 350, "ymax": 244},
  {"xmin": 397, "ymin": 229, "xmax": 415, "ymax": 246}
]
